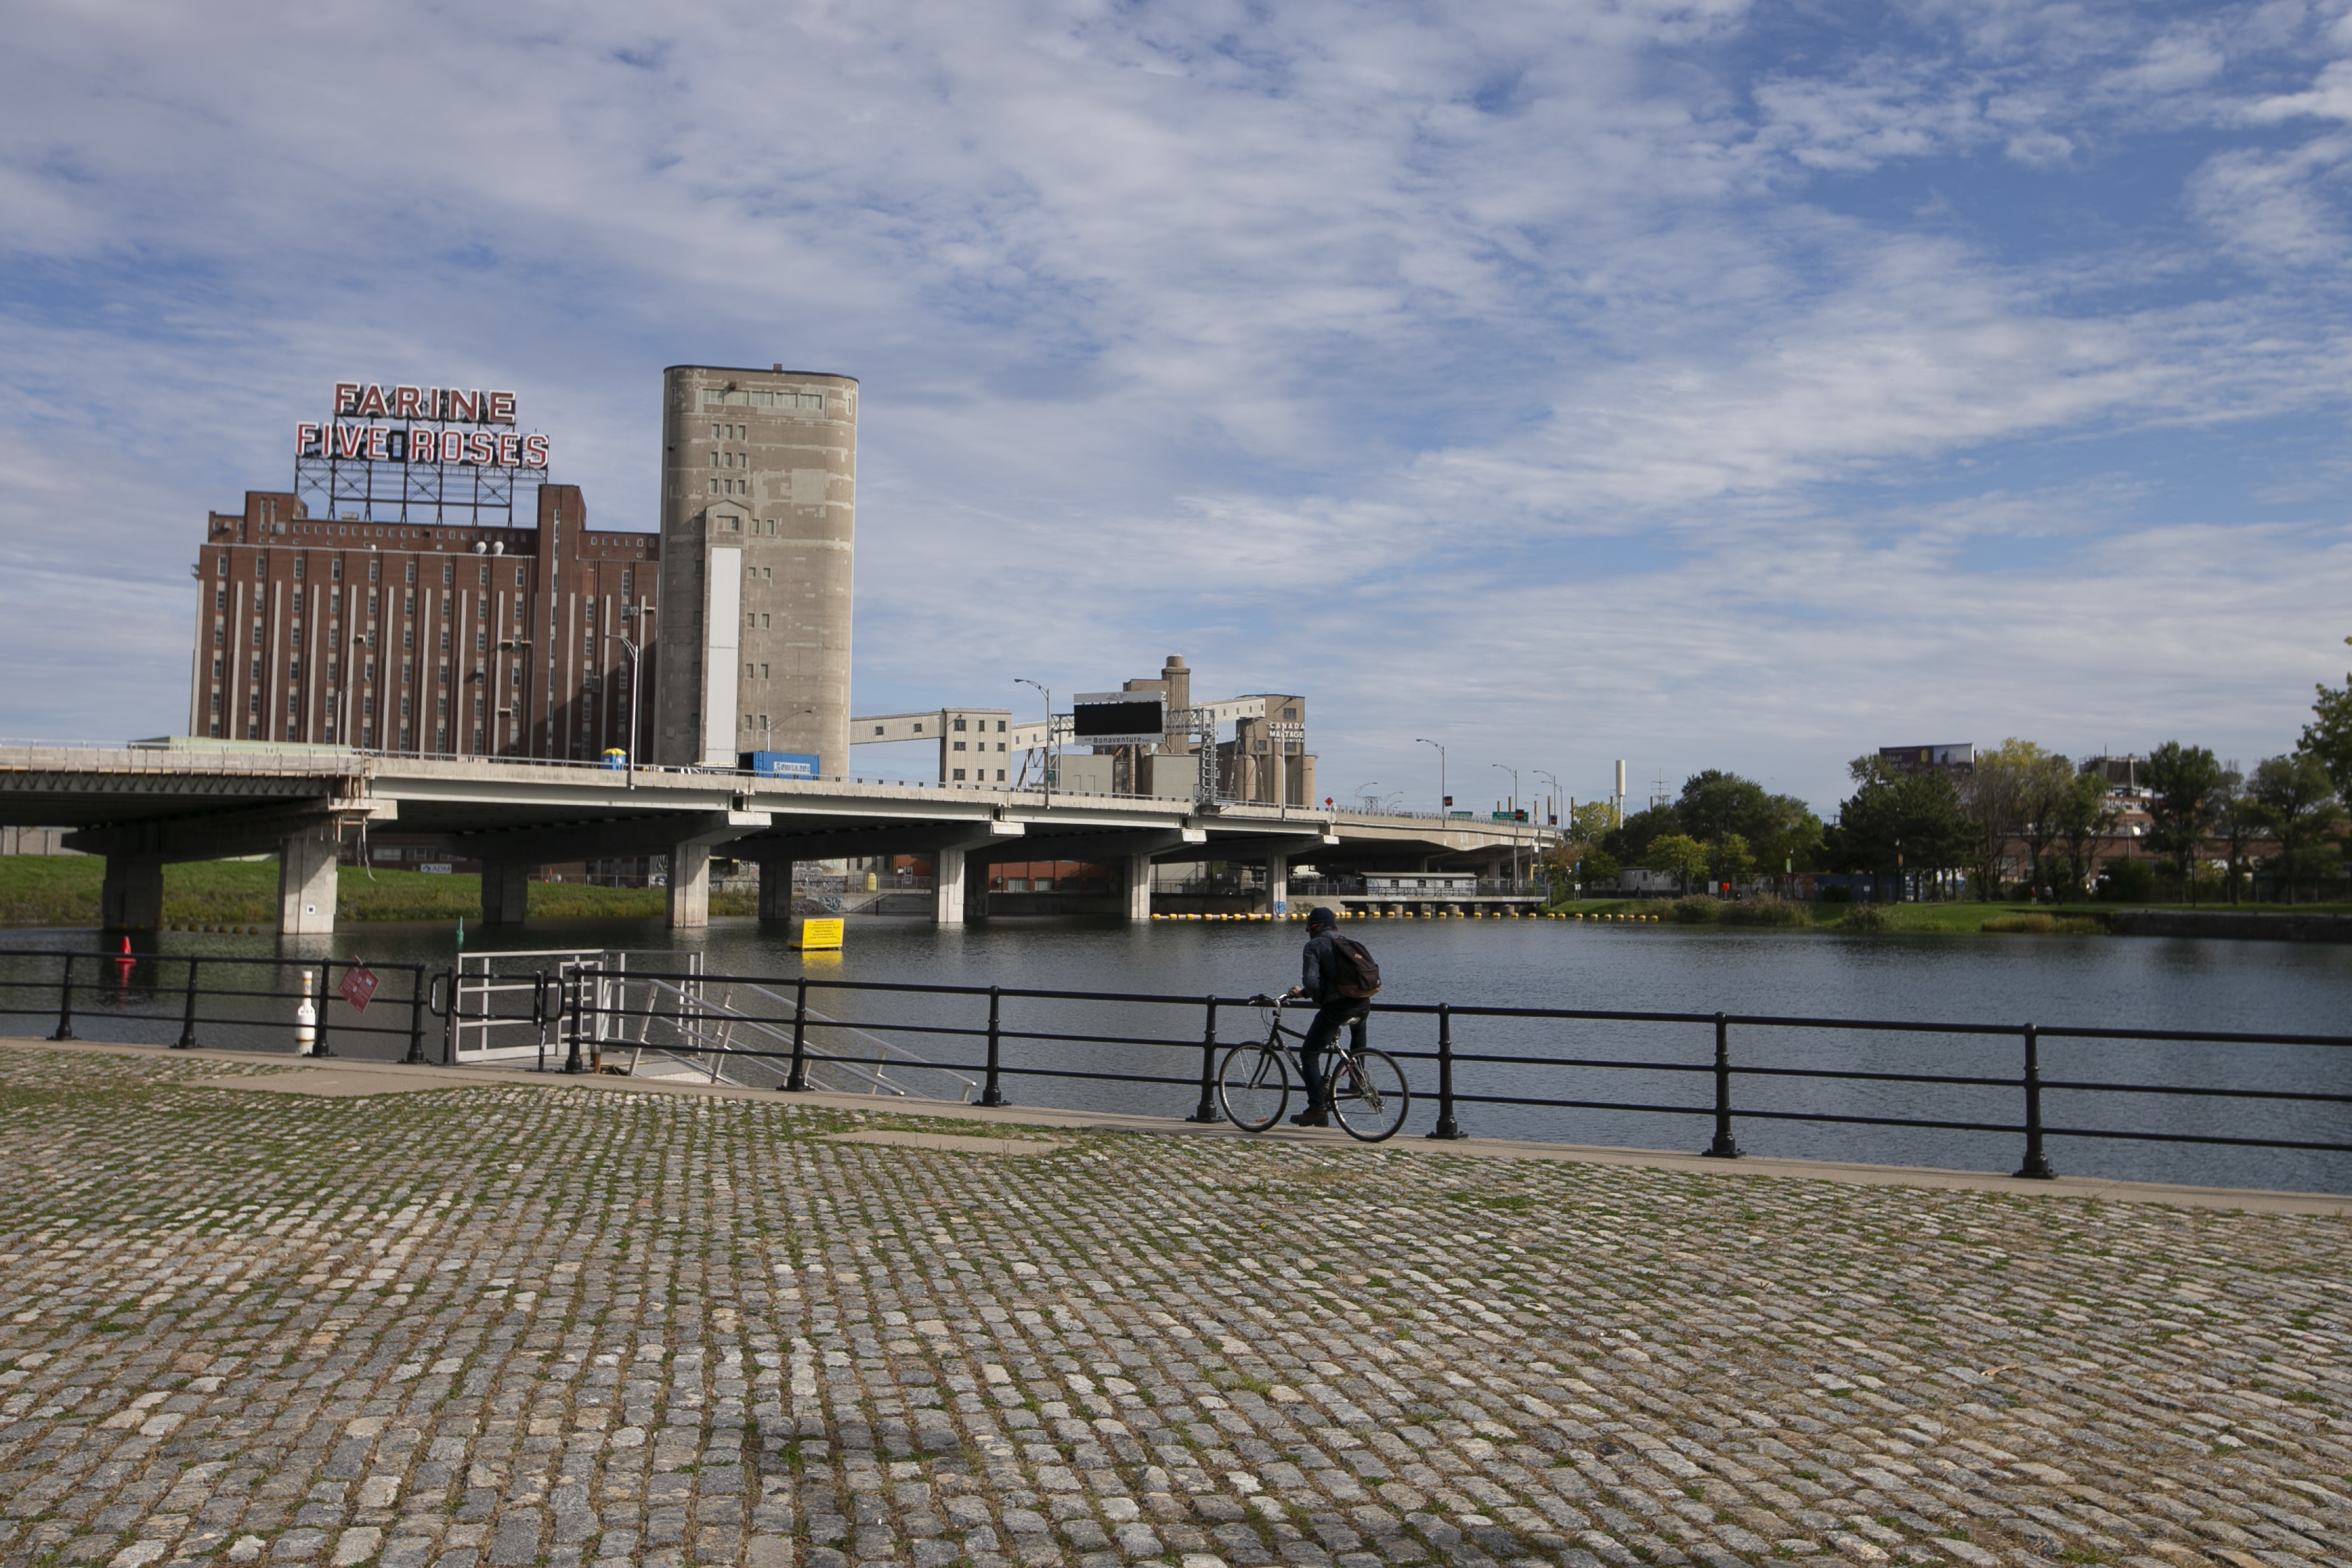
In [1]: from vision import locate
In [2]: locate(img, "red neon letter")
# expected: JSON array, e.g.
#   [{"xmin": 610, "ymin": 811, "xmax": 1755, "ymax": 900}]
[
  {"xmin": 296, "ymin": 422, "xmax": 319, "ymax": 456},
  {"xmin": 521, "ymin": 434, "xmax": 549, "ymax": 468},
  {"xmin": 466, "ymin": 431, "xmax": 495, "ymax": 464},
  {"xmin": 392, "ymin": 386, "xmax": 421, "ymax": 419},
  {"xmin": 497, "ymin": 433, "xmax": 520, "ymax": 466},
  {"xmin": 366, "ymin": 426, "xmax": 389, "ymax": 460},
  {"xmin": 333, "ymin": 383, "xmax": 360, "ymax": 416},
  {"xmin": 355, "ymin": 384, "xmax": 387, "ymax": 418},
  {"xmin": 487, "ymin": 392, "xmax": 516, "ymax": 425},
  {"xmin": 335, "ymin": 424, "xmax": 367, "ymax": 459},
  {"xmin": 446, "ymin": 389, "xmax": 477, "ymax": 423}
]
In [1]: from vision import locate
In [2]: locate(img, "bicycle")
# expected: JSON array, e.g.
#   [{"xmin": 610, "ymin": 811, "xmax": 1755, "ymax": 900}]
[{"xmin": 1217, "ymin": 994, "xmax": 1411, "ymax": 1142}]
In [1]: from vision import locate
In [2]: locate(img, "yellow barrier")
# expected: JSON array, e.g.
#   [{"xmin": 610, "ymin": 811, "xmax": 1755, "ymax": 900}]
[{"xmin": 800, "ymin": 917, "xmax": 845, "ymax": 952}]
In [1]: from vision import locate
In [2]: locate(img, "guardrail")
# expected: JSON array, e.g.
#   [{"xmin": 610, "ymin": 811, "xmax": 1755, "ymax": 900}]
[{"xmin": 13, "ymin": 950, "xmax": 2337, "ymax": 1183}]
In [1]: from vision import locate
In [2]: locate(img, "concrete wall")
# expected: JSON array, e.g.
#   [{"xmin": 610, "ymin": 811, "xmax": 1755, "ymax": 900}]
[
  {"xmin": 653, "ymin": 365, "xmax": 857, "ymax": 774},
  {"xmin": 2114, "ymin": 909, "xmax": 2352, "ymax": 942}
]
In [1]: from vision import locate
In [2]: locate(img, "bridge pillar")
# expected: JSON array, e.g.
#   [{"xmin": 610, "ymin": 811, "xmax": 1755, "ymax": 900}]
[
  {"xmin": 101, "ymin": 856, "xmax": 164, "ymax": 932},
  {"xmin": 757, "ymin": 856, "xmax": 794, "ymax": 921},
  {"xmin": 277, "ymin": 822, "xmax": 339, "ymax": 936},
  {"xmin": 934, "ymin": 847, "xmax": 968, "ymax": 926},
  {"xmin": 1265, "ymin": 852, "xmax": 1288, "ymax": 915},
  {"xmin": 668, "ymin": 843, "xmax": 711, "ymax": 928},
  {"xmin": 480, "ymin": 862, "xmax": 531, "ymax": 926},
  {"xmin": 1125, "ymin": 854, "xmax": 1153, "ymax": 921}
]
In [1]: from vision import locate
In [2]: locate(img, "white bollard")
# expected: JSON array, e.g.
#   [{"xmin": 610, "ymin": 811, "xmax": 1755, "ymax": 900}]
[{"xmin": 295, "ymin": 970, "xmax": 318, "ymax": 1055}]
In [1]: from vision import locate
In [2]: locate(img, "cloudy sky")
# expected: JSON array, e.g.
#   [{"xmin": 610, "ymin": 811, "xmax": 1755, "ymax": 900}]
[{"xmin": 6, "ymin": 0, "xmax": 2352, "ymax": 812}]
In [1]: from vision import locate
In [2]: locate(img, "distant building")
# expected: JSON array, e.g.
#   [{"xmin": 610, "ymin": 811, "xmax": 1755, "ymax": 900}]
[
  {"xmin": 1879, "ymin": 743, "xmax": 1974, "ymax": 776},
  {"xmin": 2078, "ymin": 754, "xmax": 2147, "ymax": 789}
]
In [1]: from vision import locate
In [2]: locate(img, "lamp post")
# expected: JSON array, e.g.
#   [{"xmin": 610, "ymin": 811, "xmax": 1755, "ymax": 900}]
[
  {"xmin": 1534, "ymin": 768, "xmax": 1561, "ymax": 898},
  {"xmin": 1015, "ymin": 679, "xmax": 1053, "ymax": 808},
  {"xmin": 1353, "ymin": 781, "xmax": 1379, "ymax": 814},
  {"xmin": 1493, "ymin": 763, "xmax": 1521, "ymax": 890},
  {"xmin": 603, "ymin": 606, "xmax": 645, "ymax": 792},
  {"xmin": 1416, "ymin": 738, "xmax": 1446, "ymax": 814}
]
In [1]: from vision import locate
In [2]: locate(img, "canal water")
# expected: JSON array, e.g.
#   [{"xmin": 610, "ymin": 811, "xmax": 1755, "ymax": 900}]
[{"xmin": 5, "ymin": 916, "xmax": 2347, "ymax": 1194}]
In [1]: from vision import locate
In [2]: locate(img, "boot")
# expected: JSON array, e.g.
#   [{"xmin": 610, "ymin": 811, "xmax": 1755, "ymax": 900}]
[{"xmin": 1288, "ymin": 1106, "xmax": 1330, "ymax": 1128}]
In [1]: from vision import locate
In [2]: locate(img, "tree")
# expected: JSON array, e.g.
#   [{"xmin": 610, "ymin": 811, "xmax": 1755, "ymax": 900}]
[
  {"xmin": 1676, "ymin": 771, "xmax": 1824, "ymax": 873},
  {"xmin": 2143, "ymin": 741, "xmax": 2224, "ymax": 899},
  {"xmin": 1643, "ymin": 833, "xmax": 1709, "ymax": 895},
  {"xmin": 2055, "ymin": 769, "xmax": 2118, "ymax": 899},
  {"xmin": 1953, "ymin": 740, "xmax": 2041, "ymax": 898},
  {"xmin": 1603, "ymin": 804, "xmax": 1681, "ymax": 867},
  {"xmin": 2248, "ymin": 753, "xmax": 2346, "ymax": 904},
  {"xmin": 1707, "ymin": 832, "xmax": 1756, "ymax": 885},
  {"xmin": 2302, "ymin": 635, "xmax": 2352, "ymax": 798},
  {"xmin": 1825, "ymin": 760, "xmax": 1976, "ymax": 896},
  {"xmin": 2209, "ymin": 762, "xmax": 2258, "ymax": 906},
  {"xmin": 1976, "ymin": 745, "xmax": 2077, "ymax": 900}
]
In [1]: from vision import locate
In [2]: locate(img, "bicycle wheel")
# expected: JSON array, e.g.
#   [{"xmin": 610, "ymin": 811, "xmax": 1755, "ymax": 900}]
[
  {"xmin": 1327, "ymin": 1048, "xmax": 1411, "ymax": 1142},
  {"xmin": 1218, "ymin": 1043, "xmax": 1290, "ymax": 1132}
]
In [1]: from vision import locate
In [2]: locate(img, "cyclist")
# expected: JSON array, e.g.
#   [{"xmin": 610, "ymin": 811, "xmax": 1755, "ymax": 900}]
[{"xmin": 1284, "ymin": 905, "xmax": 1369, "ymax": 1127}]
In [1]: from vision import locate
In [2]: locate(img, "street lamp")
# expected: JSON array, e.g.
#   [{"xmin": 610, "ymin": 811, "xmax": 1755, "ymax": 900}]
[
  {"xmin": 1415, "ymin": 738, "xmax": 1447, "ymax": 814},
  {"xmin": 1015, "ymin": 678, "xmax": 1053, "ymax": 808},
  {"xmin": 1353, "ymin": 781, "xmax": 1379, "ymax": 814},
  {"xmin": 1493, "ymin": 763, "xmax": 1521, "ymax": 890},
  {"xmin": 602, "ymin": 606, "xmax": 647, "ymax": 791},
  {"xmin": 1534, "ymin": 768, "xmax": 1562, "ymax": 897}
]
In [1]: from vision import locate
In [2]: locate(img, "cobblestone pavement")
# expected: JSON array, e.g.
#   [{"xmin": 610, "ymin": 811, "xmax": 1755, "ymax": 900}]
[{"xmin": 2, "ymin": 1048, "xmax": 2349, "ymax": 1568}]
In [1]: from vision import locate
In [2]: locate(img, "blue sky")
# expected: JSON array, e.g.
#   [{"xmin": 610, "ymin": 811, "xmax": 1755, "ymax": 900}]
[{"xmin": 4, "ymin": 0, "xmax": 2351, "ymax": 813}]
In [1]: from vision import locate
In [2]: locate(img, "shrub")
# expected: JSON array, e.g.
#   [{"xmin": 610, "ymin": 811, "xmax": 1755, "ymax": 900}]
[
  {"xmin": 1981, "ymin": 914, "xmax": 2105, "ymax": 935},
  {"xmin": 2096, "ymin": 859, "xmax": 2158, "ymax": 903},
  {"xmin": 1720, "ymin": 895, "xmax": 1808, "ymax": 928},
  {"xmin": 1837, "ymin": 901, "xmax": 1900, "ymax": 932},
  {"xmin": 1665, "ymin": 895, "xmax": 1722, "ymax": 923}
]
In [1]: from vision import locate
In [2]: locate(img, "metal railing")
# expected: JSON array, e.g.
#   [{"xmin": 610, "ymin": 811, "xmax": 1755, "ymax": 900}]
[{"xmin": 7, "ymin": 948, "xmax": 2346, "ymax": 1185}]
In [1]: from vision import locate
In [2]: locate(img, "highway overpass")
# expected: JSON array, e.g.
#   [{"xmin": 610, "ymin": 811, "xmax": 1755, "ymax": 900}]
[{"xmin": 0, "ymin": 744, "xmax": 1550, "ymax": 934}]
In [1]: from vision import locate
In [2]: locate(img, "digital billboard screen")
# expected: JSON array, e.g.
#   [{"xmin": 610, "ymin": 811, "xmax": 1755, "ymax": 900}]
[{"xmin": 1071, "ymin": 696, "xmax": 1166, "ymax": 745}]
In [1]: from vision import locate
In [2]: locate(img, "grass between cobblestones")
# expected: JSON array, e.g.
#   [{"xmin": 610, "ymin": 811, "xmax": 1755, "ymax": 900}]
[{"xmin": 0, "ymin": 1047, "xmax": 2347, "ymax": 1568}]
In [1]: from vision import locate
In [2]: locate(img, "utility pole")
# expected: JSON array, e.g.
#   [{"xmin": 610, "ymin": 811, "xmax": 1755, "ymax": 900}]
[
  {"xmin": 1535, "ymin": 768, "xmax": 1561, "ymax": 897},
  {"xmin": 1416, "ymin": 738, "xmax": 1446, "ymax": 814},
  {"xmin": 1015, "ymin": 679, "xmax": 1053, "ymax": 808},
  {"xmin": 1492, "ymin": 763, "xmax": 1521, "ymax": 890}
]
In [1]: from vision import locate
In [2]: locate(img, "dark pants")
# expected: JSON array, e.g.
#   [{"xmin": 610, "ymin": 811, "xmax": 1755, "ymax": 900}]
[{"xmin": 1299, "ymin": 999, "xmax": 1369, "ymax": 1108}]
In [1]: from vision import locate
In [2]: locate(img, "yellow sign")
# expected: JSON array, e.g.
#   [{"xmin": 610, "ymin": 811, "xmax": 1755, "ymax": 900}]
[{"xmin": 800, "ymin": 918, "xmax": 845, "ymax": 951}]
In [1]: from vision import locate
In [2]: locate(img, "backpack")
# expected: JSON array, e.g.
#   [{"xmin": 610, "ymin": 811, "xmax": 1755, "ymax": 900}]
[{"xmin": 1327, "ymin": 934, "xmax": 1382, "ymax": 999}]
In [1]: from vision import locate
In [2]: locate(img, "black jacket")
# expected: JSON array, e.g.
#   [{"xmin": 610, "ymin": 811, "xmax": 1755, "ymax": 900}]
[{"xmin": 1299, "ymin": 930, "xmax": 1344, "ymax": 1004}]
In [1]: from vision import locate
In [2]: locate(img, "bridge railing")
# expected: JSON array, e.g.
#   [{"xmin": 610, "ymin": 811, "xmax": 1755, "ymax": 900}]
[{"xmin": 15, "ymin": 950, "xmax": 2337, "ymax": 1189}]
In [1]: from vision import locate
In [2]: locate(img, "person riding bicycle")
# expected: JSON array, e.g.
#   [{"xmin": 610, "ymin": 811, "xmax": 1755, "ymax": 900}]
[{"xmin": 1285, "ymin": 906, "xmax": 1369, "ymax": 1127}]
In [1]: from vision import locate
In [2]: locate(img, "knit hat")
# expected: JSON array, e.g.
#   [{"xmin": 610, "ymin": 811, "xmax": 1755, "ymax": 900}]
[{"xmin": 1306, "ymin": 906, "xmax": 1338, "ymax": 931}]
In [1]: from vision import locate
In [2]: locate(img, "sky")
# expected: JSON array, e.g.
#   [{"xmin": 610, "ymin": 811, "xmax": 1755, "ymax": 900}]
[{"xmin": 5, "ymin": 0, "xmax": 2352, "ymax": 815}]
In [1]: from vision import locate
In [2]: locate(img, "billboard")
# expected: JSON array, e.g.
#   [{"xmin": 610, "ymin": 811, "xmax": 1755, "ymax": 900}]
[
  {"xmin": 741, "ymin": 750, "xmax": 821, "ymax": 778},
  {"xmin": 1071, "ymin": 693, "xmax": 1166, "ymax": 746}
]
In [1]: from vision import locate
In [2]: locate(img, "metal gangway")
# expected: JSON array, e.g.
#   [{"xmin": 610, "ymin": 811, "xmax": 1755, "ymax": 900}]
[{"xmin": 452, "ymin": 948, "xmax": 974, "ymax": 1101}]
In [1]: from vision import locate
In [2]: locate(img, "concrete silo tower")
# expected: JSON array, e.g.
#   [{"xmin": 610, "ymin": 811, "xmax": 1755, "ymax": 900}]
[{"xmin": 652, "ymin": 364, "xmax": 857, "ymax": 775}]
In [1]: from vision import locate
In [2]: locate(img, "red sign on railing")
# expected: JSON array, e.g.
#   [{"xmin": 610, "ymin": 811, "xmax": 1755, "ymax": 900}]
[{"xmin": 338, "ymin": 965, "xmax": 378, "ymax": 1011}]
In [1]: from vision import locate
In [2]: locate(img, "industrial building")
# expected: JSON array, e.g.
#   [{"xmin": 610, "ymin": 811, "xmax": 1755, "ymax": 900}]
[
  {"xmin": 651, "ymin": 364, "xmax": 858, "ymax": 776},
  {"xmin": 188, "ymin": 483, "xmax": 656, "ymax": 762}
]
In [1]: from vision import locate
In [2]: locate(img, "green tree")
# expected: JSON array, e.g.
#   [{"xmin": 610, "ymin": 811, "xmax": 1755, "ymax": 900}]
[
  {"xmin": 1643, "ymin": 833, "xmax": 1710, "ymax": 894},
  {"xmin": 2248, "ymin": 753, "xmax": 2346, "ymax": 904},
  {"xmin": 2055, "ymin": 769, "xmax": 2118, "ymax": 899},
  {"xmin": 2302, "ymin": 635, "xmax": 2352, "ymax": 797},
  {"xmin": 2012, "ymin": 750, "xmax": 2078, "ymax": 899},
  {"xmin": 1603, "ymin": 804, "xmax": 1681, "ymax": 865},
  {"xmin": 1825, "ymin": 760, "xmax": 1976, "ymax": 897},
  {"xmin": 2143, "ymin": 740, "xmax": 2224, "ymax": 900},
  {"xmin": 1707, "ymin": 832, "xmax": 1757, "ymax": 885},
  {"xmin": 1953, "ymin": 739, "xmax": 2044, "ymax": 898},
  {"xmin": 2209, "ymin": 762, "xmax": 2258, "ymax": 906},
  {"xmin": 1676, "ymin": 770, "xmax": 1824, "ymax": 872}
]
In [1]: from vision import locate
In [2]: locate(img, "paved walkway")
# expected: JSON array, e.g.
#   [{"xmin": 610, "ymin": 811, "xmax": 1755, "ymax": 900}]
[{"xmin": 0, "ymin": 1041, "xmax": 2346, "ymax": 1568}]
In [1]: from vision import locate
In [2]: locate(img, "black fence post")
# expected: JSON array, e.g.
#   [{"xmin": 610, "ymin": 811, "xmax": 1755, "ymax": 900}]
[
  {"xmin": 979, "ymin": 987, "xmax": 1006, "ymax": 1107},
  {"xmin": 1427, "ymin": 1003, "xmax": 1465, "ymax": 1140},
  {"xmin": 782, "ymin": 977, "xmax": 810, "ymax": 1092},
  {"xmin": 404, "ymin": 966, "xmax": 429, "ymax": 1064},
  {"xmin": 1703, "ymin": 1011, "xmax": 1741, "ymax": 1158},
  {"xmin": 563, "ymin": 968, "xmax": 587, "ymax": 1074},
  {"xmin": 173, "ymin": 957, "xmax": 199, "ymax": 1050},
  {"xmin": 1186, "ymin": 996, "xmax": 1222, "ymax": 1122},
  {"xmin": 312, "ymin": 963, "xmax": 334, "ymax": 1058},
  {"xmin": 2016, "ymin": 1022, "xmax": 2056, "ymax": 1179},
  {"xmin": 50, "ymin": 953, "xmax": 75, "ymax": 1041}
]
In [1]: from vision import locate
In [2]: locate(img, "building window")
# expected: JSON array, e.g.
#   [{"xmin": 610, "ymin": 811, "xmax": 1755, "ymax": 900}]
[
  {"xmin": 953, "ymin": 718, "xmax": 966, "ymax": 732},
  {"xmin": 293, "ymin": 558, "xmax": 304, "ymax": 579},
  {"xmin": 251, "ymin": 624, "xmax": 262, "ymax": 647},
  {"xmin": 208, "ymin": 691, "xmax": 220, "ymax": 713},
  {"xmin": 515, "ymin": 566, "xmax": 525, "ymax": 587},
  {"xmin": 404, "ymin": 562, "xmax": 417, "ymax": 584},
  {"xmin": 952, "ymin": 768, "xmax": 967, "ymax": 781},
  {"xmin": 216, "ymin": 557, "xmax": 228, "ymax": 577},
  {"xmin": 442, "ymin": 562, "xmax": 454, "ymax": 585},
  {"xmin": 369, "ymin": 560, "xmax": 380, "ymax": 582},
  {"xmin": 332, "ymin": 559, "xmax": 343, "ymax": 580},
  {"xmin": 479, "ymin": 564, "xmax": 490, "ymax": 586},
  {"xmin": 953, "ymin": 741, "xmax": 967, "ymax": 752}
]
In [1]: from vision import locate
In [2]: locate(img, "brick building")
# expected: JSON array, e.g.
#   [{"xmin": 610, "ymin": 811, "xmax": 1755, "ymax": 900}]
[{"xmin": 189, "ymin": 484, "xmax": 658, "ymax": 760}]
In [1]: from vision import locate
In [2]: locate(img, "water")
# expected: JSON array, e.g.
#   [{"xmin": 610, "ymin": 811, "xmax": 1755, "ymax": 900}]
[{"xmin": 6, "ymin": 916, "xmax": 2349, "ymax": 1192}]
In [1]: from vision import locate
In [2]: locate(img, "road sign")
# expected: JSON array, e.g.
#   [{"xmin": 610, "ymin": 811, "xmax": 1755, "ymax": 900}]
[
  {"xmin": 800, "ymin": 918, "xmax": 844, "ymax": 952},
  {"xmin": 338, "ymin": 965, "xmax": 378, "ymax": 1011}
]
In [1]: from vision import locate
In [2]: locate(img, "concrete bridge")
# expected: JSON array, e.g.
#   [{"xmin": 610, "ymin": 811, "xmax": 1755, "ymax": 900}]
[{"xmin": 0, "ymin": 743, "xmax": 1550, "ymax": 934}]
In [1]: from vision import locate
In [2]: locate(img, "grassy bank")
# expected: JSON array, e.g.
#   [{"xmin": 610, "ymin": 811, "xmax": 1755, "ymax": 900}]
[{"xmin": 0, "ymin": 856, "xmax": 756, "ymax": 927}]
